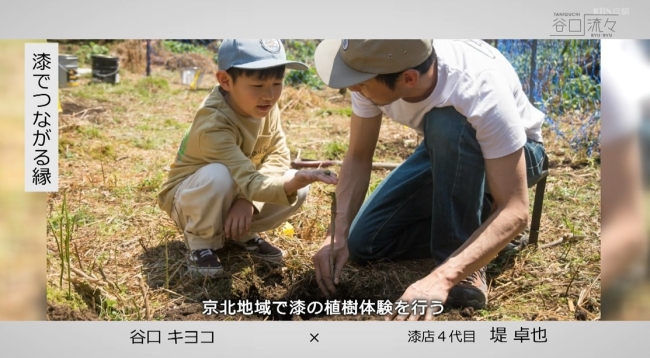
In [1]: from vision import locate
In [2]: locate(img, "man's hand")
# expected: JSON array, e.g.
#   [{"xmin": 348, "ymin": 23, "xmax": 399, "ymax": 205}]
[
  {"xmin": 388, "ymin": 274, "xmax": 449, "ymax": 321},
  {"xmin": 224, "ymin": 198, "xmax": 254, "ymax": 240},
  {"xmin": 308, "ymin": 114, "xmax": 381, "ymax": 299},
  {"xmin": 312, "ymin": 234, "xmax": 348, "ymax": 298},
  {"xmin": 284, "ymin": 169, "xmax": 338, "ymax": 195}
]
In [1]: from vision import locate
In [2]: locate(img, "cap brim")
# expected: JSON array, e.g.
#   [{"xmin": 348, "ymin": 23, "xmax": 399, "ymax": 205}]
[
  {"xmin": 314, "ymin": 39, "xmax": 377, "ymax": 89},
  {"xmin": 232, "ymin": 59, "xmax": 308, "ymax": 71}
]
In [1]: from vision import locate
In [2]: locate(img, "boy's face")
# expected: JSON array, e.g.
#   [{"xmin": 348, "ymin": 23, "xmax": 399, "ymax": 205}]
[{"xmin": 217, "ymin": 70, "xmax": 284, "ymax": 118}]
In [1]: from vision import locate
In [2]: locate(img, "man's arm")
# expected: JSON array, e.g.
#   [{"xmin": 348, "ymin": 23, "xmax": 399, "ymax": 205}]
[
  {"xmin": 392, "ymin": 146, "xmax": 529, "ymax": 320},
  {"xmin": 334, "ymin": 113, "xmax": 383, "ymax": 241},
  {"xmin": 312, "ymin": 112, "xmax": 382, "ymax": 297},
  {"xmin": 432, "ymin": 147, "xmax": 529, "ymax": 289}
]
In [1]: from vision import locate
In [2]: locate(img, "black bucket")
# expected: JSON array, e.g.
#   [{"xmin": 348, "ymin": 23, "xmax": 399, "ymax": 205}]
[
  {"xmin": 58, "ymin": 54, "xmax": 79, "ymax": 88},
  {"xmin": 91, "ymin": 55, "xmax": 120, "ymax": 84}
]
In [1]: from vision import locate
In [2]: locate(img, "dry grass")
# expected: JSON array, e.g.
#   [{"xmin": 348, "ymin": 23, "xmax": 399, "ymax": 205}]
[
  {"xmin": 115, "ymin": 40, "xmax": 147, "ymax": 74},
  {"xmin": 46, "ymin": 43, "xmax": 601, "ymax": 321}
]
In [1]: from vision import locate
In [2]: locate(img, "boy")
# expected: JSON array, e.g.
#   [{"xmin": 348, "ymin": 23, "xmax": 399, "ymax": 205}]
[{"xmin": 158, "ymin": 39, "xmax": 337, "ymax": 277}]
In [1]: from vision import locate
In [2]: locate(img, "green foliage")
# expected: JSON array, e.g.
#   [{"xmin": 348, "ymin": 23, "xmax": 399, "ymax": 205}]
[
  {"xmin": 47, "ymin": 286, "xmax": 88, "ymax": 310},
  {"xmin": 133, "ymin": 137, "xmax": 157, "ymax": 150},
  {"xmin": 283, "ymin": 40, "xmax": 324, "ymax": 89},
  {"xmin": 496, "ymin": 39, "xmax": 601, "ymax": 156},
  {"xmin": 162, "ymin": 40, "xmax": 214, "ymax": 57},
  {"xmin": 138, "ymin": 172, "xmax": 165, "ymax": 192},
  {"xmin": 77, "ymin": 125, "xmax": 104, "ymax": 140},
  {"xmin": 317, "ymin": 107, "xmax": 353, "ymax": 117},
  {"xmin": 536, "ymin": 40, "xmax": 600, "ymax": 114},
  {"xmin": 496, "ymin": 40, "xmax": 600, "ymax": 115},
  {"xmin": 135, "ymin": 76, "xmax": 170, "ymax": 96},
  {"xmin": 48, "ymin": 192, "xmax": 80, "ymax": 300},
  {"xmin": 324, "ymin": 140, "xmax": 348, "ymax": 160},
  {"xmin": 75, "ymin": 42, "xmax": 110, "ymax": 66},
  {"xmin": 90, "ymin": 144, "xmax": 117, "ymax": 160},
  {"xmin": 366, "ymin": 174, "xmax": 384, "ymax": 199}
]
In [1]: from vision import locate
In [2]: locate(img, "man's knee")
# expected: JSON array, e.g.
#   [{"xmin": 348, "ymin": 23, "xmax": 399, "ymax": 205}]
[
  {"xmin": 346, "ymin": 228, "xmax": 374, "ymax": 265},
  {"xmin": 424, "ymin": 106, "xmax": 469, "ymax": 142},
  {"xmin": 346, "ymin": 239, "xmax": 368, "ymax": 265},
  {"xmin": 423, "ymin": 107, "xmax": 483, "ymax": 164}
]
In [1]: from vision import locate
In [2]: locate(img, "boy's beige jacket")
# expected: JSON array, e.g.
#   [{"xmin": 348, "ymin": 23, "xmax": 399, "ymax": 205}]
[{"xmin": 157, "ymin": 86, "xmax": 296, "ymax": 216}]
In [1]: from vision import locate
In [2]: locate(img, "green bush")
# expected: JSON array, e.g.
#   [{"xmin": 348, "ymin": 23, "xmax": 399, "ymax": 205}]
[
  {"xmin": 324, "ymin": 140, "xmax": 348, "ymax": 160},
  {"xmin": 494, "ymin": 40, "xmax": 600, "ymax": 115},
  {"xmin": 162, "ymin": 40, "xmax": 214, "ymax": 57},
  {"xmin": 75, "ymin": 42, "xmax": 110, "ymax": 66},
  {"xmin": 283, "ymin": 40, "xmax": 324, "ymax": 89},
  {"xmin": 535, "ymin": 40, "xmax": 600, "ymax": 114}
]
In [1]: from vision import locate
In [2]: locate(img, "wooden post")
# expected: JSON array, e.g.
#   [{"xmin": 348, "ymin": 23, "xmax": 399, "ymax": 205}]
[
  {"xmin": 329, "ymin": 192, "xmax": 336, "ymax": 280},
  {"xmin": 146, "ymin": 40, "xmax": 152, "ymax": 77},
  {"xmin": 528, "ymin": 39, "xmax": 538, "ymax": 104}
]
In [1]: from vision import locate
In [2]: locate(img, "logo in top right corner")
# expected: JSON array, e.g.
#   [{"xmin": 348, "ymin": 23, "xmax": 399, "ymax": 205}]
[{"xmin": 551, "ymin": 8, "xmax": 628, "ymax": 38}]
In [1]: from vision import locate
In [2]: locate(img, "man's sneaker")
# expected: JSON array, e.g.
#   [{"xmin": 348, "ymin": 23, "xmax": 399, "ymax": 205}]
[
  {"xmin": 446, "ymin": 267, "xmax": 488, "ymax": 310},
  {"xmin": 187, "ymin": 249, "xmax": 223, "ymax": 277},
  {"xmin": 235, "ymin": 236, "xmax": 283, "ymax": 263}
]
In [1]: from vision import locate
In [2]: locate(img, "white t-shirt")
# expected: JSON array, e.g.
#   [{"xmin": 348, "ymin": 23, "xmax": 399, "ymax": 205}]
[{"xmin": 352, "ymin": 39, "xmax": 545, "ymax": 160}]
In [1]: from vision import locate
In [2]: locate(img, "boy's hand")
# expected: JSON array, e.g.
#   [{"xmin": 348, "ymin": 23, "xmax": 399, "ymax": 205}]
[
  {"xmin": 283, "ymin": 169, "xmax": 338, "ymax": 195},
  {"xmin": 225, "ymin": 198, "xmax": 255, "ymax": 240}
]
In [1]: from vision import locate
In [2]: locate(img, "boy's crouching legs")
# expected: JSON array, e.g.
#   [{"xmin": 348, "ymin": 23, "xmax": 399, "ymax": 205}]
[
  {"xmin": 171, "ymin": 163, "xmax": 238, "ymax": 277},
  {"xmin": 240, "ymin": 169, "xmax": 309, "ymax": 263}
]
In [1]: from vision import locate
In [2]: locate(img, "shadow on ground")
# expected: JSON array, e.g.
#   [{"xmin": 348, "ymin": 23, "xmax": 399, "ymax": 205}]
[{"xmin": 129, "ymin": 235, "xmax": 525, "ymax": 321}]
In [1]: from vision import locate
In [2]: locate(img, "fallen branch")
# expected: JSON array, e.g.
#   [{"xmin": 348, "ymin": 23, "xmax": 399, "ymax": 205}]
[
  {"xmin": 538, "ymin": 234, "xmax": 583, "ymax": 249},
  {"xmin": 138, "ymin": 276, "xmax": 152, "ymax": 320},
  {"xmin": 538, "ymin": 237, "xmax": 564, "ymax": 249},
  {"xmin": 291, "ymin": 158, "xmax": 400, "ymax": 171},
  {"xmin": 59, "ymin": 122, "xmax": 88, "ymax": 131},
  {"xmin": 70, "ymin": 266, "xmax": 105, "ymax": 286},
  {"xmin": 329, "ymin": 192, "xmax": 336, "ymax": 280},
  {"xmin": 158, "ymin": 287, "xmax": 199, "ymax": 303}
]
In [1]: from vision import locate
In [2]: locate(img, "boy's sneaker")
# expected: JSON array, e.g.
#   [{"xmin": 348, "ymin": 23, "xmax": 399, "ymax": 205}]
[
  {"xmin": 187, "ymin": 249, "xmax": 223, "ymax": 277},
  {"xmin": 235, "ymin": 236, "xmax": 283, "ymax": 263},
  {"xmin": 446, "ymin": 267, "xmax": 488, "ymax": 310}
]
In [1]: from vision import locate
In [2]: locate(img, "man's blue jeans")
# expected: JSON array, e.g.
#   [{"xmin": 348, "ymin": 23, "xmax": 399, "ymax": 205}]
[{"xmin": 347, "ymin": 106, "xmax": 546, "ymax": 265}]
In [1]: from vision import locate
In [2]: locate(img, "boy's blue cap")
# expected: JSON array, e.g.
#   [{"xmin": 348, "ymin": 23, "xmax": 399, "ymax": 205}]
[{"xmin": 218, "ymin": 39, "xmax": 308, "ymax": 71}]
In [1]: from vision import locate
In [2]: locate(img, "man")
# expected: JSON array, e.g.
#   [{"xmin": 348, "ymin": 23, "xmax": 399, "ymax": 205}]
[{"xmin": 311, "ymin": 39, "xmax": 546, "ymax": 320}]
